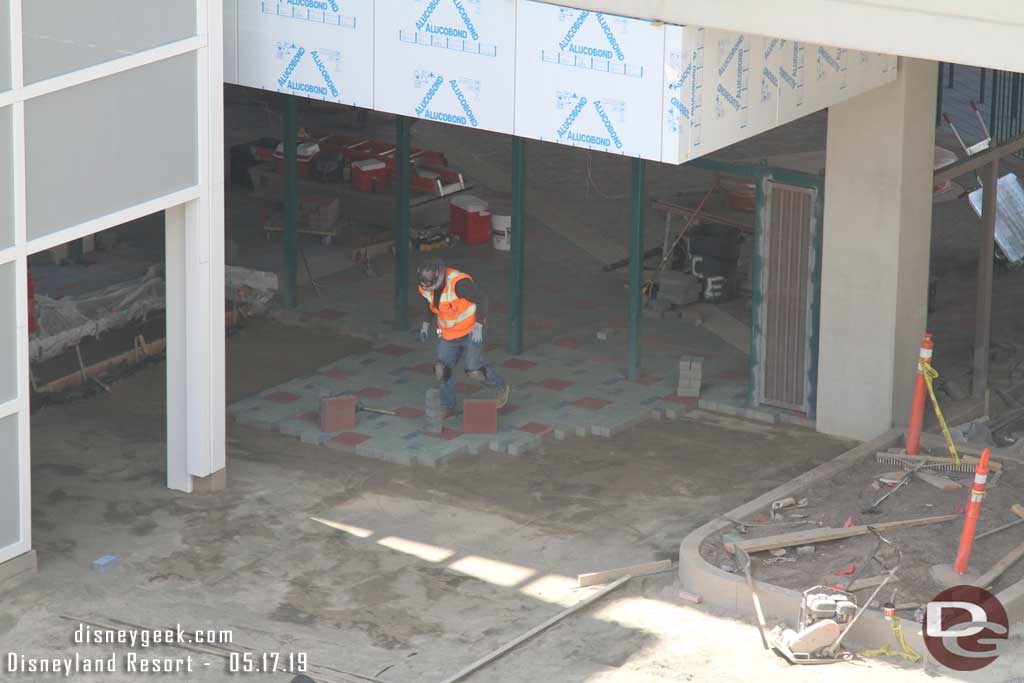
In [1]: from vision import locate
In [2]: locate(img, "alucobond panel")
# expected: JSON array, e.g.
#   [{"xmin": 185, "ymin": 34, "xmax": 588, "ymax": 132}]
[
  {"xmin": 24, "ymin": 54, "xmax": 198, "ymax": 241},
  {"xmin": 374, "ymin": 0, "xmax": 517, "ymax": 134},
  {"xmin": 0, "ymin": 106, "xmax": 12, "ymax": 250},
  {"xmin": 237, "ymin": 0, "xmax": 374, "ymax": 107},
  {"xmin": 0, "ymin": 413, "xmax": 18, "ymax": 549},
  {"xmin": 22, "ymin": 0, "xmax": 197, "ymax": 84},
  {"xmin": 0, "ymin": 0, "xmax": 10, "ymax": 92}
]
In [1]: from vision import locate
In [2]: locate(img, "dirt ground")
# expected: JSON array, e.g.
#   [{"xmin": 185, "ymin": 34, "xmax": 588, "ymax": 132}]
[{"xmin": 701, "ymin": 450, "xmax": 1024, "ymax": 609}]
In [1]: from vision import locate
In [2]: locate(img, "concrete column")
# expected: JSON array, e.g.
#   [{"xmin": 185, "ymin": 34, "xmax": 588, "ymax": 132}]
[
  {"xmin": 816, "ymin": 58, "xmax": 937, "ymax": 440},
  {"xmin": 165, "ymin": 199, "xmax": 226, "ymax": 493}
]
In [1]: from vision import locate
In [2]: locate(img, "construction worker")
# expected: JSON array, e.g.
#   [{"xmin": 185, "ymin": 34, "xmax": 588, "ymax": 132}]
[{"xmin": 417, "ymin": 258, "xmax": 510, "ymax": 417}]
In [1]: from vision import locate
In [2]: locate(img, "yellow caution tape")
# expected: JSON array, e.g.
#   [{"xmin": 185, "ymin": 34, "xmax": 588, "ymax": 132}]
[
  {"xmin": 920, "ymin": 363, "xmax": 961, "ymax": 466},
  {"xmin": 860, "ymin": 617, "xmax": 921, "ymax": 663}
]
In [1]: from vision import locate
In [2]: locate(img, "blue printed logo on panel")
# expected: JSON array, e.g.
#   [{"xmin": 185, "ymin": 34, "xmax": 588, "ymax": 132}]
[
  {"xmin": 816, "ymin": 46, "xmax": 847, "ymax": 90},
  {"xmin": 542, "ymin": 10, "xmax": 642, "ymax": 78},
  {"xmin": 666, "ymin": 31, "xmax": 703, "ymax": 143},
  {"xmin": 777, "ymin": 40, "xmax": 805, "ymax": 106},
  {"xmin": 400, "ymin": 0, "xmax": 496, "ymax": 58},
  {"xmin": 555, "ymin": 91, "xmax": 625, "ymax": 151},
  {"xmin": 713, "ymin": 34, "xmax": 749, "ymax": 127},
  {"xmin": 276, "ymin": 43, "xmax": 341, "ymax": 99},
  {"xmin": 262, "ymin": 0, "xmax": 357, "ymax": 28},
  {"xmin": 413, "ymin": 70, "xmax": 480, "ymax": 127}
]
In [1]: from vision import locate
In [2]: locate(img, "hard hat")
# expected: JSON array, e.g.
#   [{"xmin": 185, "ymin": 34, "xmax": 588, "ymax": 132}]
[{"xmin": 417, "ymin": 258, "xmax": 445, "ymax": 291}]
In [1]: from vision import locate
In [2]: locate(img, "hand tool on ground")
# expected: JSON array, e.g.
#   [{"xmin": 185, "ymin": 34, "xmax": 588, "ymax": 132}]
[
  {"xmin": 357, "ymin": 403, "xmax": 397, "ymax": 416},
  {"xmin": 863, "ymin": 462, "xmax": 926, "ymax": 514},
  {"xmin": 737, "ymin": 549, "xmax": 770, "ymax": 650},
  {"xmin": 976, "ymin": 503, "xmax": 1024, "ymax": 540}
]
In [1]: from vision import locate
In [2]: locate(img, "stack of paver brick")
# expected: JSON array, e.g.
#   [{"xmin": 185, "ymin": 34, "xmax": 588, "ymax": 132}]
[
  {"xmin": 425, "ymin": 388, "xmax": 443, "ymax": 434},
  {"xmin": 677, "ymin": 356, "xmax": 703, "ymax": 397}
]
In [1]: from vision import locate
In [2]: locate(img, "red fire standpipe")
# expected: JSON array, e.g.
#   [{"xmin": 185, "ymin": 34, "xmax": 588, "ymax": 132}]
[
  {"xmin": 954, "ymin": 448, "xmax": 991, "ymax": 574},
  {"xmin": 905, "ymin": 334, "xmax": 934, "ymax": 455}
]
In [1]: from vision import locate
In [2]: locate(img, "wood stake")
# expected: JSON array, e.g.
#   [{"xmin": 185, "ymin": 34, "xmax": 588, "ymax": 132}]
[
  {"xmin": 728, "ymin": 514, "xmax": 961, "ymax": 554},
  {"xmin": 577, "ymin": 559, "xmax": 671, "ymax": 587}
]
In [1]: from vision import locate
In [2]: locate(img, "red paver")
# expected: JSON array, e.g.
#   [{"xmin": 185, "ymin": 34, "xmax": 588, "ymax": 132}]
[
  {"xmin": 463, "ymin": 399, "xmax": 498, "ymax": 434},
  {"xmin": 330, "ymin": 432, "xmax": 371, "ymax": 447},
  {"xmin": 264, "ymin": 391, "xmax": 301, "ymax": 404},
  {"xmin": 426, "ymin": 429, "xmax": 464, "ymax": 440},
  {"xmin": 410, "ymin": 362, "xmax": 435, "ymax": 375},
  {"xmin": 553, "ymin": 337, "xmax": 583, "ymax": 349},
  {"xmin": 321, "ymin": 369, "xmax": 353, "ymax": 380},
  {"xmin": 393, "ymin": 406, "xmax": 426, "ymax": 419},
  {"xmin": 501, "ymin": 358, "xmax": 538, "ymax": 370},
  {"xmin": 321, "ymin": 395, "xmax": 357, "ymax": 432},
  {"xmin": 352, "ymin": 386, "xmax": 392, "ymax": 399},
  {"xmin": 574, "ymin": 397, "xmax": 612, "ymax": 410},
  {"xmin": 537, "ymin": 378, "xmax": 573, "ymax": 391},
  {"xmin": 663, "ymin": 395, "xmax": 699, "ymax": 406},
  {"xmin": 519, "ymin": 422, "xmax": 553, "ymax": 435},
  {"xmin": 628, "ymin": 374, "xmax": 661, "ymax": 386},
  {"xmin": 376, "ymin": 344, "xmax": 413, "ymax": 356}
]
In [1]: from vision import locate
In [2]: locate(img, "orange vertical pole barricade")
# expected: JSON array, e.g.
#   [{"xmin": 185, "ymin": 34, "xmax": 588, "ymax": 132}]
[
  {"xmin": 954, "ymin": 447, "xmax": 990, "ymax": 575},
  {"xmin": 905, "ymin": 334, "xmax": 934, "ymax": 455}
]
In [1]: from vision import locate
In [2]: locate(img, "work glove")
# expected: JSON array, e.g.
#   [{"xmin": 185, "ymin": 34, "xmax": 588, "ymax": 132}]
[
  {"xmin": 419, "ymin": 321, "xmax": 431, "ymax": 344},
  {"xmin": 470, "ymin": 322, "xmax": 484, "ymax": 344}
]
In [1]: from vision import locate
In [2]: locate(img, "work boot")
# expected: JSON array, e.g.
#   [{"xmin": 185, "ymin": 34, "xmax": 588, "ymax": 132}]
[{"xmin": 496, "ymin": 384, "xmax": 511, "ymax": 409}]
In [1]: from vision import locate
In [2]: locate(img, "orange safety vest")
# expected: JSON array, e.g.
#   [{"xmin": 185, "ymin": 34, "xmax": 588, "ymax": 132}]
[{"xmin": 419, "ymin": 268, "xmax": 477, "ymax": 340}]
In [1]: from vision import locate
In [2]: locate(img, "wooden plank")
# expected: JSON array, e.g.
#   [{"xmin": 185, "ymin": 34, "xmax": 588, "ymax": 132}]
[
  {"xmin": 914, "ymin": 471, "xmax": 962, "ymax": 490},
  {"xmin": 577, "ymin": 560, "xmax": 672, "ymax": 587},
  {"xmin": 977, "ymin": 540, "xmax": 1024, "ymax": 590},
  {"xmin": 677, "ymin": 590, "xmax": 703, "ymax": 604},
  {"xmin": 729, "ymin": 514, "xmax": 961, "ymax": 554},
  {"xmin": 439, "ymin": 575, "xmax": 632, "ymax": 683}
]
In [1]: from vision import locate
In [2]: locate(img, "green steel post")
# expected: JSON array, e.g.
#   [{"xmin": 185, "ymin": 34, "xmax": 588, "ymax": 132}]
[
  {"xmin": 627, "ymin": 157, "xmax": 645, "ymax": 380},
  {"xmin": 394, "ymin": 115, "xmax": 411, "ymax": 329},
  {"xmin": 509, "ymin": 137, "xmax": 525, "ymax": 355},
  {"xmin": 282, "ymin": 95, "xmax": 299, "ymax": 309}
]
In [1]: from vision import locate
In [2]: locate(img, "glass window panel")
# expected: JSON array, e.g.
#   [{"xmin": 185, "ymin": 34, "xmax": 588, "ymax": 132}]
[
  {"xmin": 0, "ymin": 262, "xmax": 15, "ymax": 406},
  {"xmin": 25, "ymin": 54, "xmax": 198, "ymax": 240},
  {"xmin": 23, "ymin": 0, "xmax": 196, "ymax": 84},
  {"xmin": 0, "ymin": 0, "xmax": 10, "ymax": 92},
  {"xmin": 0, "ymin": 413, "xmax": 19, "ymax": 549},
  {"xmin": 0, "ymin": 106, "xmax": 12, "ymax": 249}
]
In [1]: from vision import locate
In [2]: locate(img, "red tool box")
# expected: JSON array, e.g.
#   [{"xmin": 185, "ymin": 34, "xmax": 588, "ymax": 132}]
[
  {"xmin": 351, "ymin": 159, "xmax": 388, "ymax": 192},
  {"xmin": 450, "ymin": 195, "xmax": 491, "ymax": 245}
]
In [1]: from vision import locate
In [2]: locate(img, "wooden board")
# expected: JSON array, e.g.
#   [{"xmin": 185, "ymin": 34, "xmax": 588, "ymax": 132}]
[
  {"xmin": 728, "ymin": 514, "xmax": 961, "ymax": 554},
  {"xmin": 578, "ymin": 560, "xmax": 672, "ymax": 587},
  {"xmin": 977, "ymin": 540, "xmax": 1024, "ymax": 590}
]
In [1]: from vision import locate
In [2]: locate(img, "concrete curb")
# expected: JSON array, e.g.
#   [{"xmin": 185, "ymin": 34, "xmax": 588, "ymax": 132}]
[{"xmin": 677, "ymin": 429, "xmax": 935, "ymax": 654}]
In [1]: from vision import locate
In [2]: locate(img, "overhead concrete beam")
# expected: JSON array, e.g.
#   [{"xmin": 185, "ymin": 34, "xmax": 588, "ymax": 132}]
[{"xmin": 540, "ymin": 1, "xmax": 1024, "ymax": 73}]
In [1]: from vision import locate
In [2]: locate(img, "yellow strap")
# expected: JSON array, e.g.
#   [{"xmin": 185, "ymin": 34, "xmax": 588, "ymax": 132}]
[
  {"xmin": 920, "ymin": 363, "xmax": 961, "ymax": 466},
  {"xmin": 860, "ymin": 617, "xmax": 921, "ymax": 663}
]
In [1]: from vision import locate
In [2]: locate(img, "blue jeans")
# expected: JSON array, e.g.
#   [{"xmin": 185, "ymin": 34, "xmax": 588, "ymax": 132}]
[{"xmin": 437, "ymin": 334, "xmax": 507, "ymax": 410}]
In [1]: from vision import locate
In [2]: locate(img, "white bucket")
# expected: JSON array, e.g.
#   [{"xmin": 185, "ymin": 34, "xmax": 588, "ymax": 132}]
[{"xmin": 492, "ymin": 214, "xmax": 512, "ymax": 251}]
